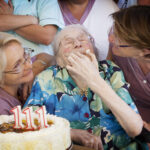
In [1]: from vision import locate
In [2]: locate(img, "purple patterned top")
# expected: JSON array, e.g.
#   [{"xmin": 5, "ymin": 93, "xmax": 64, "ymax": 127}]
[
  {"xmin": 0, "ymin": 88, "xmax": 21, "ymax": 115},
  {"xmin": 58, "ymin": 0, "xmax": 95, "ymax": 25},
  {"xmin": 112, "ymin": 54, "xmax": 150, "ymax": 122}
]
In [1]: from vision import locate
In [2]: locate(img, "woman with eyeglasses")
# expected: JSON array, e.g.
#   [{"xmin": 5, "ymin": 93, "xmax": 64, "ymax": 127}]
[
  {"xmin": 24, "ymin": 25, "xmax": 149, "ymax": 150},
  {"xmin": 0, "ymin": 32, "xmax": 34, "ymax": 115},
  {"xmin": 107, "ymin": 5, "xmax": 150, "ymax": 146}
]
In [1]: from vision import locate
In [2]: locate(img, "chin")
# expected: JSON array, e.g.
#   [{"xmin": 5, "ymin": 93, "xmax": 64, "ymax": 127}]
[{"xmin": 21, "ymin": 71, "xmax": 34, "ymax": 83}]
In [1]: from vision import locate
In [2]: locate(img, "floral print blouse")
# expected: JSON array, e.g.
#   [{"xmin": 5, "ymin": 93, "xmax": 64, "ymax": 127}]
[{"xmin": 24, "ymin": 60, "xmax": 148, "ymax": 150}]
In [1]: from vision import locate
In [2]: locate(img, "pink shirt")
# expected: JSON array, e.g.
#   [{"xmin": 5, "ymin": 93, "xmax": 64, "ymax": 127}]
[
  {"xmin": 112, "ymin": 54, "xmax": 150, "ymax": 122},
  {"xmin": 0, "ymin": 88, "xmax": 21, "ymax": 115}
]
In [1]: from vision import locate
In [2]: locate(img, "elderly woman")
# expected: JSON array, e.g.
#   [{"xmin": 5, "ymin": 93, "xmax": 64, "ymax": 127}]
[
  {"xmin": 58, "ymin": 0, "xmax": 119, "ymax": 60},
  {"xmin": 0, "ymin": 32, "xmax": 53, "ymax": 115},
  {"xmin": 24, "ymin": 25, "xmax": 147, "ymax": 150}
]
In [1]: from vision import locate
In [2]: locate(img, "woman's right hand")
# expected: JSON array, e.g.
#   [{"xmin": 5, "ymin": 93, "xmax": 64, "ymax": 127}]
[{"xmin": 71, "ymin": 129, "xmax": 103, "ymax": 150}]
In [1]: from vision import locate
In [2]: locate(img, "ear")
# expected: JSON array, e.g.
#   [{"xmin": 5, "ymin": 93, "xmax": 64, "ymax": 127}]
[{"xmin": 108, "ymin": 30, "xmax": 115, "ymax": 44}]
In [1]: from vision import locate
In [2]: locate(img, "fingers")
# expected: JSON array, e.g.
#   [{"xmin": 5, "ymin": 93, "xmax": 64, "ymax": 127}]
[
  {"xmin": 23, "ymin": 84, "xmax": 28, "ymax": 100},
  {"xmin": 8, "ymin": 0, "xmax": 13, "ymax": 8},
  {"xmin": 68, "ymin": 52, "xmax": 90, "ymax": 67},
  {"xmin": 97, "ymin": 136, "xmax": 104, "ymax": 150},
  {"xmin": 22, "ymin": 82, "xmax": 33, "ymax": 100},
  {"xmin": 68, "ymin": 54, "xmax": 77, "ymax": 66},
  {"xmin": 0, "ymin": 0, "xmax": 7, "ymax": 5}
]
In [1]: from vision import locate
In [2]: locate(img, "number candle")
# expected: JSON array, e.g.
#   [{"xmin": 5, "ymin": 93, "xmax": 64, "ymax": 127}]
[
  {"xmin": 35, "ymin": 106, "xmax": 49, "ymax": 128},
  {"xmin": 11, "ymin": 105, "xmax": 24, "ymax": 129}
]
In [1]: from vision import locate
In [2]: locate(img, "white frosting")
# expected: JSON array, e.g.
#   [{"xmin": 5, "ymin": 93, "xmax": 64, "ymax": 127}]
[{"xmin": 0, "ymin": 114, "xmax": 71, "ymax": 150}]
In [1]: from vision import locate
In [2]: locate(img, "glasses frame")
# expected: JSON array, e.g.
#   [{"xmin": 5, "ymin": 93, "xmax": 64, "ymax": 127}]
[{"xmin": 4, "ymin": 48, "xmax": 34, "ymax": 74}]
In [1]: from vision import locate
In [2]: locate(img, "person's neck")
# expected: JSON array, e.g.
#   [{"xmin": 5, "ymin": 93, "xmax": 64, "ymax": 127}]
[
  {"xmin": 1, "ymin": 85, "xmax": 19, "ymax": 99},
  {"xmin": 137, "ymin": 59, "xmax": 150, "ymax": 75},
  {"xmin": 66, "ymin": 0, "xmax": 89, "ymax": 20},
  {"xmin": 68, "ymin": 0, "xmax": 88, "ymax": 5}
]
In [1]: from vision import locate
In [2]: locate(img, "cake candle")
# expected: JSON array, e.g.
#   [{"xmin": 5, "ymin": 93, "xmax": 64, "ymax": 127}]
[
  {"xmin": 11, "ymin": 105, "xmax": 24, "ymax": 129},
  {"xmin": 35, "ymin": 106, "xmax": 49, "ymax": 128},
  {"xmin": 22, "ymin": 107, "xmax": 37, "ymax": 130}
]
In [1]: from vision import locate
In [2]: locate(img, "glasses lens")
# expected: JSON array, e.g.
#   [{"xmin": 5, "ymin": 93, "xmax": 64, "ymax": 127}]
[{"xmin": 24, "ymin": 47, "xmax": 34, "ymax": 56}]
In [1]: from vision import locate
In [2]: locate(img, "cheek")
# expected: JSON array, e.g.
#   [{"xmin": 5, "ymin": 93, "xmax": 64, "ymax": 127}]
[
  {"xmin": 63, "ymin": 48, "xmax": 72, "ymax": 53},
  {"xmin": 112, "ymin": 46, "xmax": 123, "ymax": 57},
  {"xmin": 19, "ymin": 71, "xmax": 34, "ymax": 84},
  {"xmin": 4, "ymin": 74, "xmax": 22, "ymax": 85}
]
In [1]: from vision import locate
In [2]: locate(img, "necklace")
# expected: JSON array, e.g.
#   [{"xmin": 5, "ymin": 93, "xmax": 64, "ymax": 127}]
[
  {"xmin": 79, "ymin": 88, "xmax": 88, "ymax": 97},
  {"xmin": 64, "ymin": 86, "xmax": 88, "ymax": 97}
]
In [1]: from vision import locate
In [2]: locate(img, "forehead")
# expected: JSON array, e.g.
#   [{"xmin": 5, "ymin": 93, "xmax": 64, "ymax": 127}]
[
  {"xmin": 62, "ymin": 28, "xmax": 86, "ymax": 39},
  {"xmin": 4, "ymin": 42, "xmax": 24, "ymax": 66}
]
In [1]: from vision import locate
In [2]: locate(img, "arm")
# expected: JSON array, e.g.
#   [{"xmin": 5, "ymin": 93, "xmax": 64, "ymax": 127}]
[
  {"xmin": 14, "ymin": 0, "xmax": 62, "ymax": 45},
  {"xmin": 88, "ymin": 68, "xmax": 143, "ymax": 137},
  {"xmin": 0, "ymin": 15, "xmax": 38, "ymax": 31},
  {"xmin": 15, "ymin": 24, "xmax": 57, "ymax": 45},
  {"xmin": 66, "ymin": 51, "xmax": 143, "ymax": 138},
  {"xmin": 0, "ymin": 0, "xmax": 38, "ymax": 31},
  {"xmin": 32, "ymin": 53, "xmax": 55, "ymax": 75}
]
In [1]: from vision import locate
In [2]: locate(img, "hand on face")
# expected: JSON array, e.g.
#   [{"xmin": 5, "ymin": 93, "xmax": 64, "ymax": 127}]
[
  {"xmin": 71, "ymin": 129, "xmax": 103, "ymax": 150},
  {"xmin": 57, "ymin": 37, "xmax": 93, "ymax": 68},
  {"xmin": 0, "ymin": 0, "xmax": 13, "ymax": 15},
  {"xmin": 66, "ymin": 50, "xmax": 99, "ymax": 88}
]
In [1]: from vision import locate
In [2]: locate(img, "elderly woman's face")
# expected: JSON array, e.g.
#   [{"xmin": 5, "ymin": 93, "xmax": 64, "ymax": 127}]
[{"xmin": 57, "ymin": 29, "xmax": 94, "ymax": 67}]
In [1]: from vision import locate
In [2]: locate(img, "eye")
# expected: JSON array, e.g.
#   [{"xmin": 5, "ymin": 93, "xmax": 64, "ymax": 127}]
[
  {"xmin": 66, "ymin": 39, "xmax": 73, "ymax": 45},
  {"xmin": 14, "ymin": 63, "xmax": 20, "ymax": 70}
]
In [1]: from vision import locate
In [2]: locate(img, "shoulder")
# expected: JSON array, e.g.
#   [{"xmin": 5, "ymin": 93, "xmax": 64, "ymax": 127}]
[
  {"xmin": 0, "ymin": 98, "xmax": 12, "ymax": 115},
  {"xmin": 35, "ymin": 65, "xmax": 64, "ymax": 84},
  {"xmin": 94, "ymin": 0, "xmax": 119, "ymax": 12},
  {"xmin": 37, "ymin": 65, "xmax": 58, "ymax": 78},
  {"xmin": 37, "ymin": 0, "xmax": 64, "ymax": 28},
  {"xmin": 99, "ymin": 60, "xmax": 121, "ymax": 73}
]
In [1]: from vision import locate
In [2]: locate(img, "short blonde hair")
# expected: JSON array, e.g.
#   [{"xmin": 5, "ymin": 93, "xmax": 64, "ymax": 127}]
[
  {"xmin": 0, "ymin": 32, "xmax": 21, "ymax": 86},
  {"xmin": 53, "ymin": 24, "xmax": 98, "ymax": 56}
]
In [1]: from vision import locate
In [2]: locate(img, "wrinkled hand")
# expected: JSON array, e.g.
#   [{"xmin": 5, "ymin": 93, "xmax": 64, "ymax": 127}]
[
  {"xmin": 22, "ymin": 79, "xmax": 33, "ymax": 101},
  {"xmin": 0, "ymin": 0, "xmax": 13, "ymax": 15},
  {"xmin": 66, "ymin": 50, "xmax": 99, "ymax": 88},
  {"xmin": 71, "ymin": 129, "xmax": 103, "ymax": 150}
]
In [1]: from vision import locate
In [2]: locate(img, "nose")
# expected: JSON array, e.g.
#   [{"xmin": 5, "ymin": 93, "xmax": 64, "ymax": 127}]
[
  {"xmin": 24, "ymin": 59, "xmax": 32, "ymax": 70},
  {"xmin": 74, "ymin": 40, "xmax": 82, "ymax": 48}
]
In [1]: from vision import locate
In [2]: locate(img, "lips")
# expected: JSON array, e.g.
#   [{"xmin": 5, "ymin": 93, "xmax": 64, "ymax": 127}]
[{"xmin": 22, "ymin": 69, "xmax": 33, "ymax": 77}]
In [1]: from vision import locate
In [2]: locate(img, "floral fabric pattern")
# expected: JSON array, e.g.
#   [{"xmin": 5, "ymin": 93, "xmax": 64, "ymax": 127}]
[{"xmin": 24, "ymin": 60, "xmax": 148, "ymax": 150}]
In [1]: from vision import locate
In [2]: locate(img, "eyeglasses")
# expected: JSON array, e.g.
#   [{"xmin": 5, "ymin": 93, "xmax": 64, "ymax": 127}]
[
  {"xmin": 117, "ymin": 45, "xmax": 132, "ymax": 48},
  {"xmin": 60, "ymin": 34, "xmax": 92, "ymax": 49},
  {"xmin": 4, "ymin": 48, "xmax": 34, "ymax": 74}
]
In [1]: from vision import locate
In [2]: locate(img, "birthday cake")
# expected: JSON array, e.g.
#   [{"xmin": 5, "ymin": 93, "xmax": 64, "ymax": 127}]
[{"xmin": 0, "ymin": 113, "xmax": 72, "ymax": 150}]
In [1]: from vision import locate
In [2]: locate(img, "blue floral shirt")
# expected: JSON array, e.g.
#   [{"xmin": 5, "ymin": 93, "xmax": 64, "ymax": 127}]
[{"xmin": 24, "ymin": 60, "xmax": 148, "ymax": 150}]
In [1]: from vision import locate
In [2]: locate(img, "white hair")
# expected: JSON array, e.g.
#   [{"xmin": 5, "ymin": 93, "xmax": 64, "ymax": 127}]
[{"xmin": 53, "ymin": 24, "xmax": 98, "ymax": 56}]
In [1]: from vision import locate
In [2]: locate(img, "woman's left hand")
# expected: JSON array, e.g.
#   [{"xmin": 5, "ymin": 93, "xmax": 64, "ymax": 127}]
[
  {"xmin": 0, "ymin": 0, "xmax": 13, "ymax": 15},
  {"xmin": 66, "ymin": 50, "xmax": 99, "ymax": 87}
]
